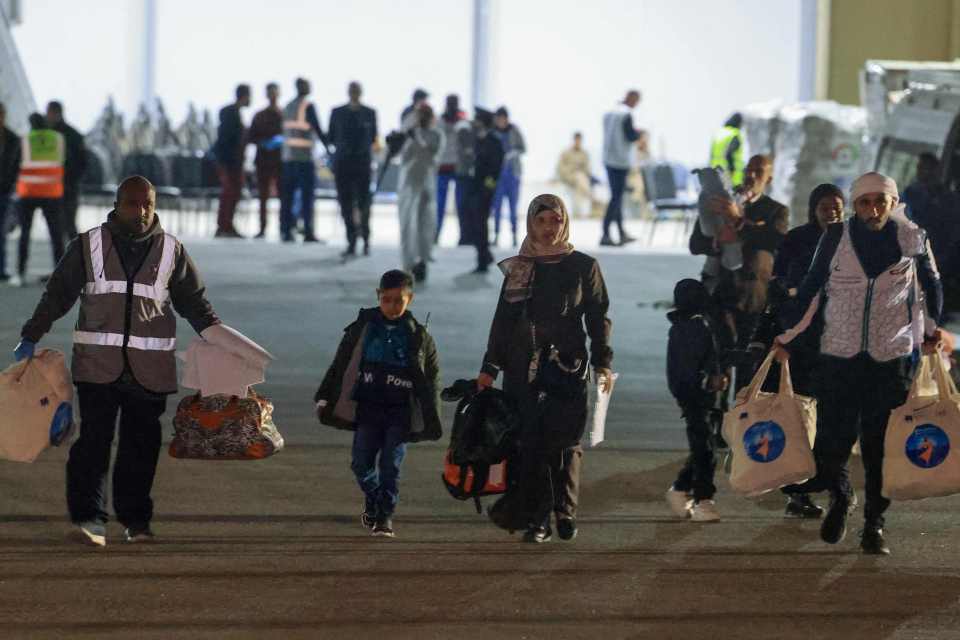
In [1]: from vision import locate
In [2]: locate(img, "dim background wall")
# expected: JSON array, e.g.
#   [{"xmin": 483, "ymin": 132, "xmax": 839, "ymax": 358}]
[
  {"xmin": 12, "ymin": 0, "xmax": 805, "ymax": 180},
  {"xmin": 827, "ymin": 0, "xmax": 960, "ymax": 105}
]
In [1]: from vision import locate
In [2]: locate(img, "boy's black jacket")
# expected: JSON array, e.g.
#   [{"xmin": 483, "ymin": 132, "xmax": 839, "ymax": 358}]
[
  {"xmin": 314, "ymin": 307, "xmax": 442, "ymax": 442},
  {"xmin": 666, "ymin": 309, "xmax": 721, "ymax": 407}
]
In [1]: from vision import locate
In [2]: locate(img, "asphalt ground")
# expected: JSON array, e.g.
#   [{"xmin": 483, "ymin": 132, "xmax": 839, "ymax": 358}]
[{"xmin": 0, "ymin": 203, "xmax": 959, "ymax": 639}]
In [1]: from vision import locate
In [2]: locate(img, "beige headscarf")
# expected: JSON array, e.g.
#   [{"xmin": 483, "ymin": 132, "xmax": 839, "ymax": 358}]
[{"xmin": 499, "ymin": 193, "xmax": 576, "ymax": 302}]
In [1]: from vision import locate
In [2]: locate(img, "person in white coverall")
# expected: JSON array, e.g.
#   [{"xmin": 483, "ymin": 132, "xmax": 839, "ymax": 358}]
[{"xmin": 398, "ymin": 104, "xmax": 444, "ymax": 283}]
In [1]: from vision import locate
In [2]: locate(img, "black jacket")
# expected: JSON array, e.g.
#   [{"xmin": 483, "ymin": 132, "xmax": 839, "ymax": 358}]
[
  {"xmin": 328, "ymin": 103, "xmax": 378, "ymax": 166},
  {"xmin": 0, "ymin": 126, "xmax": 21, "ymax": 196},
  {"xmin": 314, "ymin": 308, "xmax": 442, "ymax": 443},
  {"xmin": 666, "ymin": 309, "xmax": 721, "ymax": 407},
  {"xmin": 21, "ymin": 212, "xmax": 220, "ymax": 344},
  {"xmin": 213, "ymin": 103, "xmax": 245, "ymax": 167},
  {"xmin": 53, "ymin": 121, "xmax": 87, "ymax": 188}
]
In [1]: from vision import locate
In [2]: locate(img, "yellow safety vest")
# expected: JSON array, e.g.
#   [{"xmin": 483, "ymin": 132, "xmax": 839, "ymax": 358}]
[
  {"xmin": 710, "ymin": 126, "xmax": 743, "ymax": 187},
  {"xmin": 17, "ymin": 129, "xmax": 65, "ymax": 199}
]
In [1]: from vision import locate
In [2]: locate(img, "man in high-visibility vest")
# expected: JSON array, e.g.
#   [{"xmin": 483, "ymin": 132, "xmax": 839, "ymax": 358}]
[
  {"xmin": 14, "ymin": 175, "xmax": 221, "ymax": 546},
  {"xmin": 280, "ymin": 77, "xmax": 328, "ymax": 243},
  {"xmin": 15, "ymin": 113, "xmax": 66, "ymax": 286},
  {"xmin": 709, "ymin": 113, "xmax": 744, "ymax": 188}
]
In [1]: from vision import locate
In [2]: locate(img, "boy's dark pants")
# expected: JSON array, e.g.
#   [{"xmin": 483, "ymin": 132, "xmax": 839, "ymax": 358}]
[
  {"xmin": 351, "ymin": 406, "xmax": 408, "ymax": 518},
  {"xmin": 673, "ymin": 403, "xmax": 716, "ymax": 501},
  {"xmin": 67, "ymin": 382, "xmax": 166, "ymax": 527}
]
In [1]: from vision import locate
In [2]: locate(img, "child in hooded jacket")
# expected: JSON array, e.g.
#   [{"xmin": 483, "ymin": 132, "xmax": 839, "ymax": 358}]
[{"xmin": 665, "ymin": 278, "xmax": 728, "ymax": 521}]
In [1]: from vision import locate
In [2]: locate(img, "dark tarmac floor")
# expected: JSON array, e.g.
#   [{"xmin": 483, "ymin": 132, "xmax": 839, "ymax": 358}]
[{"xmin": 1, "ymin": 209, "xmax": 959, "ymax": 639}]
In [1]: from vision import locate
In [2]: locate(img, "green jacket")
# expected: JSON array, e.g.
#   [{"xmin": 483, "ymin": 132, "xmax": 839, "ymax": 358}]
[{"xmin": 314, "ymin": 307, "xmax": 442, "ymax": 442}]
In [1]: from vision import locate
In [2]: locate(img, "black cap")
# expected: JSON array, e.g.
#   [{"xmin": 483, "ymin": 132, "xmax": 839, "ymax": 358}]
[
  {"xmin": 474, "ymin": 107, "xmax": 494, "ymax": 127},
  {"xmin": 413, "ymin": 88, "xmax": 429, "ymax": 101},
  {"xmin": 673, "ymin": 278, "xmax": 710, "ymax": 312}
]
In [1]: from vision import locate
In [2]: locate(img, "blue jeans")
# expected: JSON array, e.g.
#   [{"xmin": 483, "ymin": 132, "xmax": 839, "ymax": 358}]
[
  {"xmin": 0, "ymin": 195, "xmax": 9, "ymax": 277},
  {"xmin": 280, "ymin": 161, "xmax": 316, "ymax": 239},
  {"xmin": 603, "ymin": 165, "xmax": 628, "ymax": 239},
  {"xmin": 492, "ymin": 167, "xmax": 520, "ymax": 237},
  {"xmin": 436, "ymin": 171, "xmax": 466, "ymax": 240},
  {"xmin": 350, "ymin": 409, "xmax": 408, "ymax": 518}
]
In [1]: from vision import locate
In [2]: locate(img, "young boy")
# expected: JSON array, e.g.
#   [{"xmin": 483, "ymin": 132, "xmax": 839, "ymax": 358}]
[
  {"xmin": 314, "ymin": 270, "xmax": 442, "ymax": 537},
  {"xmin": 665, "ymin": 278, "xmax": 728, "ymax": 522}
]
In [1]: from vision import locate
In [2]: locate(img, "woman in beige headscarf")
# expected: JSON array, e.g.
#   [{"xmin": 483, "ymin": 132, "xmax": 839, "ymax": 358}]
[{"xmin": 477, "ymin": 193, "xmax": 613, "ymax": 543}]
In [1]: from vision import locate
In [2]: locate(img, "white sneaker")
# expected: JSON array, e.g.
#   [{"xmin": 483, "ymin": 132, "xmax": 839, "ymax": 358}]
[
  {"xmin": 8, "ymin": 274, "xmax": 23, "ymax": 288},
  {"xmin": 690, "ymin": 500, "xmax": 721, "ymax": 522},
  {"xmin": 70, "ymin": 521, "xmax": 106, "ymax": 547},
  {"xmin": 665, "ymin": 486, "xmax": 693, "ymax": 518}
]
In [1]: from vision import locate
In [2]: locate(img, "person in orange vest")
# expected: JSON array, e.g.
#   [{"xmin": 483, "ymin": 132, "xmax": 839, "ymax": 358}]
[{"xmin": 15, "ymin": 113, "xmax": 65, "ymax": 286}]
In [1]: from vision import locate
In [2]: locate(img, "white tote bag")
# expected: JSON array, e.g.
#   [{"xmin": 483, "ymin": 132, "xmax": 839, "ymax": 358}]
[
  {"xmin": 722, "ymin": 350, "xmax": 817, "ymax": 496},
  {"xmin": 0, "ymin": 349, "xmax": 75, "ymax": 462},
  {"xmin": 882, "ymin": 353, "xmax": 960, "ymax": 500}
]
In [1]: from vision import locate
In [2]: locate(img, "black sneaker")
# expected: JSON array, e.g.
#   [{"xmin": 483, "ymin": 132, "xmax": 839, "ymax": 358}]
[
  {"xmin": 599, "ymin": 235, "xmax": 618, "ymax": 247},
  {"xmin": 619, "ymin": 234, "xmax": 637, "ymax": 245},
  {"xmin": 820, "ymin": 496, "xmax": 849, "ymax": 544},
  {"xmin": 522, "ymin": 526, "xmax": 552, "ymax": 543},
  {"xmin": 860, "ymin": 526, "xmax": 890, "ymax": 555},
  {"xmin": 411, "ymin": 261, "xmax": 427, "ymax": 283},
  {"xmin": 123, "ymin": 524, "xmax": 156, "ymax": 544},
  {"xmin": 361, "ymin": 504, "xmax": 376, "ymax": 530},
  {"xmin": 784, "ymin": 494, "xmax": 824, "ymax": 519},
  {"xmin": 556, "ymin": 518, "xmax": 577, "ymax": 541},
  {"xmin": 372, "ymin": 518, "xmax": 395, "ymax": 538}
]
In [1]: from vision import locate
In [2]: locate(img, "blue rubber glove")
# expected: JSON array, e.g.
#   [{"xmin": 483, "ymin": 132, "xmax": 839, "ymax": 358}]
[
  {"xmin": 263, "ymin": 134, "xmax": 284, "ymax": 151},
  {"xmin": 50, "ymin": 402, "xmax": 74, "ymax": 446},
  {"xmin": 13, "ymin": 340, "xmax": 35, "ymax": 362}
]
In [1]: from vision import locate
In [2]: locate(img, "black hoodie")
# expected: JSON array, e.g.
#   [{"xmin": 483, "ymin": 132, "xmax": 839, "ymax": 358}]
[
  {"xmin": 666, "ymin": 307, "xmax": 722, "ymax": 407},
  {"xmin": 21, "ymin": 212, "xmax": 219, "ymax": 344}
]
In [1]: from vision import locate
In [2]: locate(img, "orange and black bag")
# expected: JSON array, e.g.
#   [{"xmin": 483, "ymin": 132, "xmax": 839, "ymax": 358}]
[
  {"xmin": 440, "ymin": 380, "xmax": 519, "ymax": 513},
  {"xmin": 170, "ymin": 390, "xmax": 284, "ymax": 460}
]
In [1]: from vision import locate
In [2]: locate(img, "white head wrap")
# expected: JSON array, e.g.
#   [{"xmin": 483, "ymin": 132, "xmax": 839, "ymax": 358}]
[{"xmin": 850, "ymin": 172, "xmax": 898, "ymax": 203}]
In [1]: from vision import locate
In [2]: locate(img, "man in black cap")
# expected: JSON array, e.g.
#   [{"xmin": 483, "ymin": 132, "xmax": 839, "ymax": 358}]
[{"xmin": 467, "ymin": 107, "xmax": 503, "ymax": 273}]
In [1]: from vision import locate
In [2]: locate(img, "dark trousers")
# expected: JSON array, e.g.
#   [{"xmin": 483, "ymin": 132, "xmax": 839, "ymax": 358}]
[
  {"xmin": 792, "ymin": 354, "xmax": 914, "ymax": 527},
  {"xmin": 255, "ymin": 162, "xmax": 280, "ymax": 233},
  {"xmin": 334, "ymin": 161, "xmax": 372, "ymax": 249},
  {"xmin": 673, "ymin": 404, "xmax": 717, "ymax": 501},
  {"xmin": 472, "ymin": 184, "xmax": 495, "ymax": 269},
  {"xmin": 66, "ymin": 382, "xmax": 167, "ymax": 527},
  {"xmin": 603, "ymin": 165, "xmax": 628, "ymax": 239},
  {"xmin": 61, "ymin": 185, "xmax": 80, "ymax": 240},
  {"xmin": 18, "ymin": 197, "xmax": 64, "ymax": 276},
  {"xmin": 436, "ymin": 171, "xmax": 466, "ymax": 241},
  {"xmin": 553, "ymin": 445, "xmax": 582, "ymax": 519},
  {"xmin": 350, "ymin": 409, "xmax": 408, "ymax": 518},
  {"xmin": 215, "ymin": 163, "xmax": 244, "ymax": 233},
  {"xmin": 492, "ymin": 167, "xmax": 520, "ymax": 237},
  {"xmin": 280, "ymin": 161, "xmax": 316, "ymax": 239},
  {"xmin": 0, "ymin": 194, "xmax": 10, "ymax": 277}
]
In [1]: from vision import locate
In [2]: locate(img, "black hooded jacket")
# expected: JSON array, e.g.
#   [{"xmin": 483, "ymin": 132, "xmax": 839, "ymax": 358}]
[{"xmin": 666, "ymin": 308, "xmax": 722, "ymax": 407}]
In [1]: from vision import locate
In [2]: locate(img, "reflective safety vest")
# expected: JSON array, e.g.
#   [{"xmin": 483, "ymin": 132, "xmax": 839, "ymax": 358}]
[
  {"xmin": 710, "ymin": 126, "xmax": 744, "ymax": 187},
  {"xmin": 72, "ymin": 225, "xmax": 181, "ymax": 393},
  {"xmin": 820, "ymin": 218, "xmax": 929, "ymax": 363},
  {"xmin": 17, "ymin": 129, "xmax": 65, "ymax": 199},
  {"xmin": 282, "ymin": 96, "xmax": 315, "ymax": 163}
]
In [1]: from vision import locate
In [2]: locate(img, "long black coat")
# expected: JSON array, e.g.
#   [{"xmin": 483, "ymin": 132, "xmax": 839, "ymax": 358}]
[{"xmin": 482, "ymin": 251, "xmax": 612, "ymax": 450}]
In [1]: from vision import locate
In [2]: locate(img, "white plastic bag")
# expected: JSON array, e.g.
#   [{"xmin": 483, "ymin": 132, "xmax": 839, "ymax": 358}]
[
  {"xmin": 0, "ymin": 349, "xmax": 75, "ymax": 462},
  {"xmin": 882, "ymin": 353, "xmax": 960, "ymax": 500},
  {"xmin": 587, "ymin": 373, "xmax": 618, "ymax": 447},
  {"xmin": 722, "ymin": 350, "xmax": 816, "ymax": 496}
]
